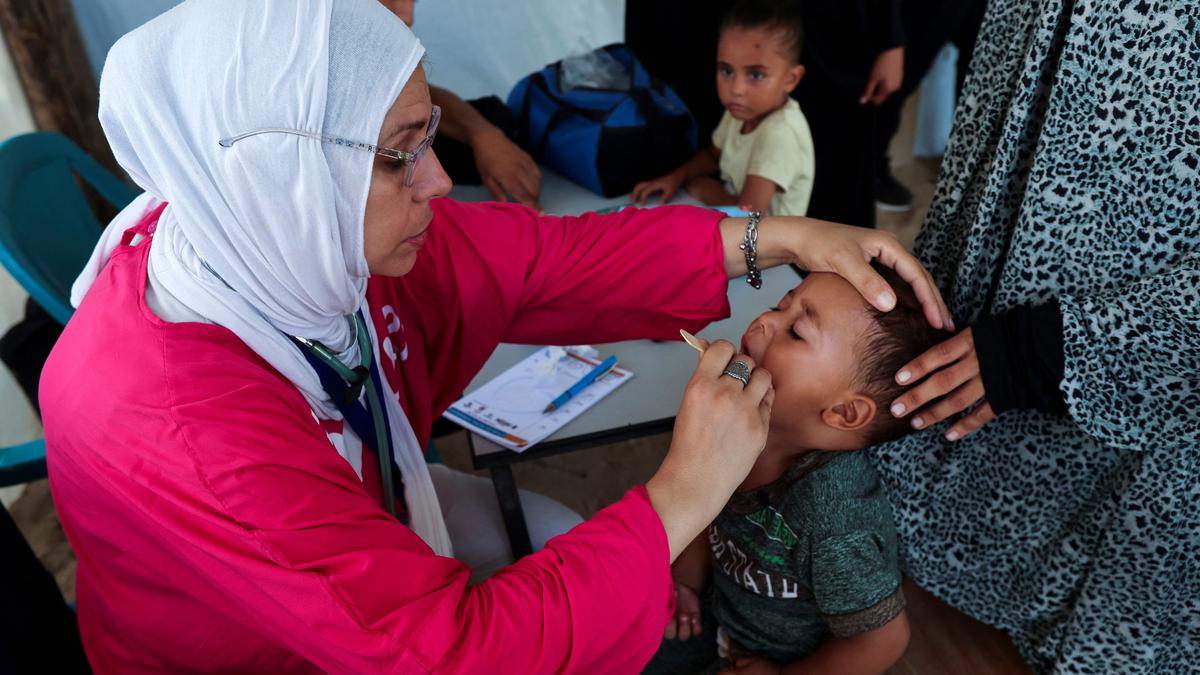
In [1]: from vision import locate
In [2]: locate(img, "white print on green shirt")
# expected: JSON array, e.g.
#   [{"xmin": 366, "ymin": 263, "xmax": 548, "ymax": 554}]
[{"xmin": 709, "ymin": 525, "xmax": 802, "ymax": 599}]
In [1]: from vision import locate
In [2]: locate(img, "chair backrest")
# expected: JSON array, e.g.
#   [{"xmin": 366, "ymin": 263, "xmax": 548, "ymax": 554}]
[
  {"xmin": 0, "ymin": 439, "xmax": 46, "ymax": 487},
  {"xmin": 0, "ymin": 132, "xmax": 137, "ymax": 324}
]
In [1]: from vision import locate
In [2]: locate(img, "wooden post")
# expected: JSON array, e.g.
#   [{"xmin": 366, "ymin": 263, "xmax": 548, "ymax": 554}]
[{"xmin": 0, "ymin": 0, "xmax": 120, "ymax": 175}]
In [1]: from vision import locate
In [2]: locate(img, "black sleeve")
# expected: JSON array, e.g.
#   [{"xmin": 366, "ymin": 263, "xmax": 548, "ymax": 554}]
[
  {"xmin": 869, "ymin": 0, "xmax": 905, "ymax": 53},
  {"xmin": 973, "ymin": 301, "xmax": 1068, "ymax": 415}
]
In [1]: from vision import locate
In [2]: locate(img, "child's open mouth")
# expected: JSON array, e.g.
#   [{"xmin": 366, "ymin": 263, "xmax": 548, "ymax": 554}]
[
  {"xmin": 740, "ymin": 312, "xmax": 773, "ymax": 362},
  {"xmin": 740, "ymin": 330, "xmax": 763, "ymax": 364}
]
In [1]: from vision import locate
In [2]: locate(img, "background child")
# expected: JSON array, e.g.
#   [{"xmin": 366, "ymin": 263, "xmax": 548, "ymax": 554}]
[
  {"xmin": 631, "ymin": 0, "xmax": 814, "ymax": 217},
  {"xmin": 647, "ymin": 265, "xmax": 945, "ymax": 674}
]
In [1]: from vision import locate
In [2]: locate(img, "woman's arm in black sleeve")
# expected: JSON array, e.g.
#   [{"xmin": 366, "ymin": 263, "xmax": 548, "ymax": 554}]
[{"xmin": 973, "ymin": 301, "xmax": 1068, "ymax": 415}]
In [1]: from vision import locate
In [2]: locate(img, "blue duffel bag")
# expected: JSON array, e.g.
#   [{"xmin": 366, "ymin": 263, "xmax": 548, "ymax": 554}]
[{"xmin": 507, "ymin": 44, "xmax": 697, "ymax": 198}]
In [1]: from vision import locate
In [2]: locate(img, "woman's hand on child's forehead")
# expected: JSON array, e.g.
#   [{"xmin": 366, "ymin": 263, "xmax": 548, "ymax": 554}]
[{"xmin": 783, "ymin": 219, "xmax": 953, "ymax": 329}]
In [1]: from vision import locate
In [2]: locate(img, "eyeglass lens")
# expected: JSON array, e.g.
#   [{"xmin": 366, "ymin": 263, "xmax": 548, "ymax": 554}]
[{"xmin": 404, "ymin": 106, "xmax": 441, "ymax": 186}]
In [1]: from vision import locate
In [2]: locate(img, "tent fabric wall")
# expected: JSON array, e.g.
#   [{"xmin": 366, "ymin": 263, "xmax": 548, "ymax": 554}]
[
  {"xmin": 417, "ymin": 0, "xmax": 623, "ymax": 100},
  {"xmin": 70, "ymin": 0, "xmax": 624, "ymax": 103}
]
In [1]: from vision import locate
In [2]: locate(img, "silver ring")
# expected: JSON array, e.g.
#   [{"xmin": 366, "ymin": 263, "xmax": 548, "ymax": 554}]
[{"xmin": 721, "ymin": 360, "xmax": 752, "ymax": 386}]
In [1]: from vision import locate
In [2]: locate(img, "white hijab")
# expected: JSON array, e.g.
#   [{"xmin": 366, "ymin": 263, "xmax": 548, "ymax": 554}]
[{"xmin": 74, "ymin": 0, "xmax": 452, "ymax": 555}]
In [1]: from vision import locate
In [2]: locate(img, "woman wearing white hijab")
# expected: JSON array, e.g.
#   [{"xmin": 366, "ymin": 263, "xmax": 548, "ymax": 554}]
[{"xmin": 42, "ymin": 0, "xmax": 949, "ymax": 671}]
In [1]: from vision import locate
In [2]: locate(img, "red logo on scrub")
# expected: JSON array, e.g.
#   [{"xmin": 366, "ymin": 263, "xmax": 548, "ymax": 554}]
[{"xmin": 379, "ymin": 304, "xmax": 409, "ymax": 367}]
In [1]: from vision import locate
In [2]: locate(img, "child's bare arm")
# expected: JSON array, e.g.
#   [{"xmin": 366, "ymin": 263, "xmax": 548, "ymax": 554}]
[
  {"xmin": 723, "ymin": 611, "xmax": 911, "ymax": 675},
  {"xmin": 632, "ymin": 146, "xmax": 721, "ymax": 205},
  {"xmin": 664, "ymin": 530, "xmax": 712, "ymax": 642},
  {"xmin": 684, "ymin": 172, "xmax": 779, "ymax": 211},
  {"xmin": 684, "ymin": 176, "xmax": 740, "ymax": 207},
  {"xmin": 735, "ymin": 175, "xmax": 780, "ymax": 214},
  {"xmin": 780, "ymin": 610, "xmax": 910, "ymax": 675},
  {"xmin": 671, "ymin": 145, "xmax": 721, "ymax": 185}
]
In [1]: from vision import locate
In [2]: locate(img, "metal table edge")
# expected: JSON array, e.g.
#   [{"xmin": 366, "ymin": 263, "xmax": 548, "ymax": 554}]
[{"xmin": 469, "ymin": 416, "xmax": 677, "ymax": 470}]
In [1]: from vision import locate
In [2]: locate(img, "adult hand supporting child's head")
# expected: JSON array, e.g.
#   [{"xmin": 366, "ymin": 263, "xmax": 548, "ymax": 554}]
[
  {"xmin": 744, "ymin": 215, "xmax": 953, "ymax": 331},
  {"xmin": 888, "ymin": 328, "xmax": 997, "ymax": 441}
]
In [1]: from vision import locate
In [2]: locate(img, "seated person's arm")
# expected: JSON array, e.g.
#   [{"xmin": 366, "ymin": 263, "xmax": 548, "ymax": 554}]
[
  {"xmin": 429, "ymin": 85, "xmax": 542, "ymax": 208},
  {"xmin": 735, "ymin": 175, "xmax": 780, "ymax": 214},
  {"xmin": 632, "ymin": 145, "xmax": 721, "ymax": 205}
]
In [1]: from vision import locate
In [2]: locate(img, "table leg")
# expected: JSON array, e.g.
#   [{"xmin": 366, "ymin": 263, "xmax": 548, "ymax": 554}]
[{"xmin": 489, "ymin": 464, "xmax": 533, "ymax": 559}]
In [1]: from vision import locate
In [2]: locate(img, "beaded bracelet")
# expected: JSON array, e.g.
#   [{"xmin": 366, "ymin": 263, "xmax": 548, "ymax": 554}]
[{"xmin": 739, "ymin": 211, "xmax": 763, "ymax": 289}]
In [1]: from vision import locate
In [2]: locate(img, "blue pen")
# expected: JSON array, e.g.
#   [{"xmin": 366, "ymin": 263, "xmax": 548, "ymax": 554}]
[{"xmin": 543, "ymin": 355, "xmax": 618, "ymax": 413}]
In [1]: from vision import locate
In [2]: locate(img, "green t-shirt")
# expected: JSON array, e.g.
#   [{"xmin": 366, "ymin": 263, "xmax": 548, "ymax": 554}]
[{"xmin": 709, "ymin": 450, "xmax": 905, "ymax": 663}]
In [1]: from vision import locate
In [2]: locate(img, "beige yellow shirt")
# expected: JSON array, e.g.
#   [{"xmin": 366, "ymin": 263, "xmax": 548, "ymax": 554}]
[{"xmin": 712, "ymin": 98, "xmax": 815, "ymax": 217}]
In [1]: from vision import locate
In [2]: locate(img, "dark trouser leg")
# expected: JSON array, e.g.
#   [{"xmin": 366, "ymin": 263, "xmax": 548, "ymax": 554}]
[
  {"xmin": 951, "ymin": 0, "xmax": 988, "ymax": 91},
  {"xmin": 0, "ymin": 299, "xmax": 63, "ymax": 412},
  {"xmin": 792, "ymin": 73, "xmax": 878, "ymax": 228},
  {"xmin": 873, "ymin": 0, "xmax": 989, "ymax": 179},
  {"xmin": 0, "ymin": 505, "xmax": 89, "ymax": 673}
]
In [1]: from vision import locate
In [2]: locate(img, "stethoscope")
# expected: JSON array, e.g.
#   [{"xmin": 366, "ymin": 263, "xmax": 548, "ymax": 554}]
[
  {"xmin": 200, "ymin": 261, "xmax": 400, "ymax": 518},
  {"xmin": 291, "ymin": 314, "xmax": 401, "ymax": 519}
]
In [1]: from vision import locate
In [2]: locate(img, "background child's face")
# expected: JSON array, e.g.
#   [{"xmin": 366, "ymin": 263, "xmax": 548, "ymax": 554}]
[
  {"xmin": 716, "ymin": 27, "xmax": 805, "ymax": 123},
  {"xmin": 740, "ymin": 273, "xmax": 879, "ymax": 450}
]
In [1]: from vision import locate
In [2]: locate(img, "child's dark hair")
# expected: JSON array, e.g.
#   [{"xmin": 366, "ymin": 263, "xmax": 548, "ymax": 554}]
[
  {"xmin": 720, "ymin": 0, "xmax": 805, "ymax": 64},
  {"xmin": 854, "ymin": 263, "xmax": 947, "ymax": 445}
]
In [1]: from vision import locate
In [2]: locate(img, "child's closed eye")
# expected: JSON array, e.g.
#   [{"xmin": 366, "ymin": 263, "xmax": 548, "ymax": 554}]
[{"xmin": 766, "ymin": 306, "xmax": 803, "ymax": 338}]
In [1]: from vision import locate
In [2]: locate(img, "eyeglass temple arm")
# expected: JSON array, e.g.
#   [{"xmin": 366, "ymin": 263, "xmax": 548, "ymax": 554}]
[{"xmin": 218, "ymin": 128, "xmax": 324, "ymax": 148}]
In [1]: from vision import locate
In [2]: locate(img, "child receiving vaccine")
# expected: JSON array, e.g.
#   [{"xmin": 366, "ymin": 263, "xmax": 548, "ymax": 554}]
[
  {"xmin": 631, "ymin": 0, "xmax": 814, "ymax": 217},
  {"xmin": 647, "ymin": 265, "xmax": 946, "ymax": 674}
]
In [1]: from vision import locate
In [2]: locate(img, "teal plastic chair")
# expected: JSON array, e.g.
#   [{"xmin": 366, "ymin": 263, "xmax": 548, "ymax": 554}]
[
  {"xmin": 0, "ymin": 132, "xmax": 136, "ymax": 485},
  {"xmin": 0, "ymin": 131, "xmax": 137, "ymax": 324},
  {"xmin": 0, "ymin": 440, "xmax": 46, "ymax": 487}
]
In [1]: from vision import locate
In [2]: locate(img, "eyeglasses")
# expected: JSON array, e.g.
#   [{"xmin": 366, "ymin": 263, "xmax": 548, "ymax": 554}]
[{"xmin": 218, "ymin": 105, "xmax": 441, "ymax": 187}]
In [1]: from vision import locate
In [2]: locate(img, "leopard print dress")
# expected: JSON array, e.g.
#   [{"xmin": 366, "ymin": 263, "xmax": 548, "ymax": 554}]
[{"xmin": 870, "ymin": 1, "xmax": 1200, "ymax": 673}]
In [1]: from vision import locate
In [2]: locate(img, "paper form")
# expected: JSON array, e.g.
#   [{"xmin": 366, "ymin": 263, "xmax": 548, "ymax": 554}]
[{"xmin": 443, "ymin": 347, "xmax": 632, "ymax": 452}]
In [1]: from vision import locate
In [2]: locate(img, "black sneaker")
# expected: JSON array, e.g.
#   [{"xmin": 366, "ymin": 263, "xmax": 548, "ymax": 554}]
[{"xmin": 875, "ymin": 171, "xmax": 914, "ymax": 212}]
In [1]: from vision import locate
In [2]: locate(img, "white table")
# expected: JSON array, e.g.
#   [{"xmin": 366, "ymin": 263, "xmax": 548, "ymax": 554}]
[{"xmin": 448, "ymin": 171, "xmax": 800, "ymax": 555}]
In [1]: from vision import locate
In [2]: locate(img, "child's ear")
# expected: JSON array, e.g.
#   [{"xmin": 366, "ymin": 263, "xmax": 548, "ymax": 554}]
[
  {"xmin": 784, "ymin": 64, "xmax": 806, "ymax": 93},
  {"xmin": 821, "ymin": 394, "xmax": 876, "ymax": 432}
]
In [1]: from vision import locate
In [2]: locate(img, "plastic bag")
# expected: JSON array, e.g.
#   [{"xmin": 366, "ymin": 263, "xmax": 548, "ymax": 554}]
[{"xmin": 560, "ymin": 47, "xmax": 630, "ymax": 91}]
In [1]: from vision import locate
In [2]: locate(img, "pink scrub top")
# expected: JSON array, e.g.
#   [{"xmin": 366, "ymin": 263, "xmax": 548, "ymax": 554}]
[{"xmin": 41, "ymin": 198, "xmax": 731, "ymax": 673}]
